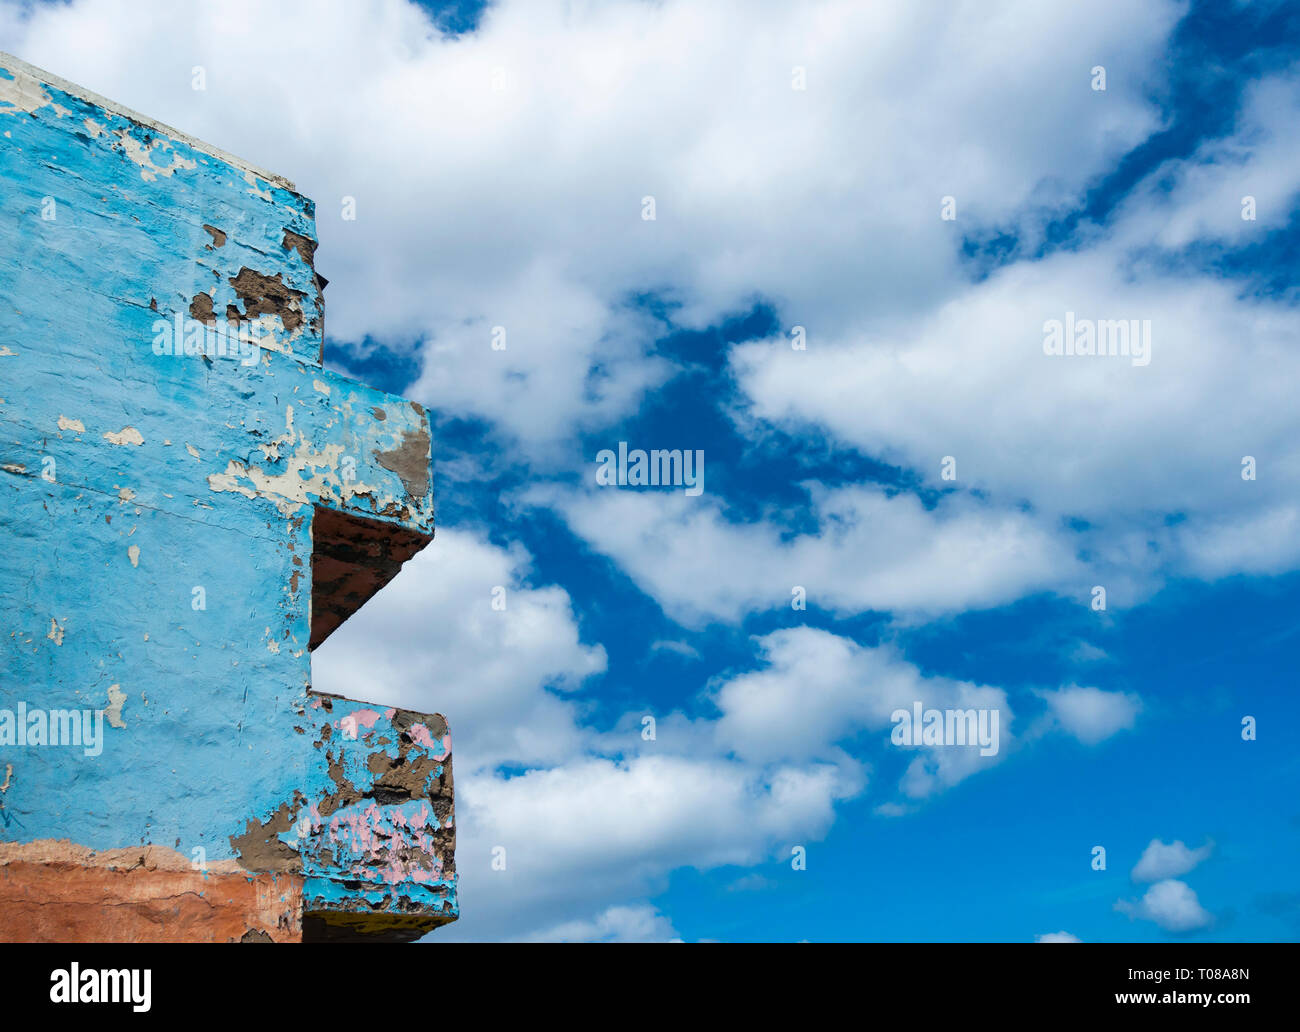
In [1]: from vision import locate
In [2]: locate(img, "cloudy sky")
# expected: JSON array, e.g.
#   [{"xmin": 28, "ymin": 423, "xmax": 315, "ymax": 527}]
[{"xmin": 5, "ymin": 0, "xmax": 1298, "ymax": 941}]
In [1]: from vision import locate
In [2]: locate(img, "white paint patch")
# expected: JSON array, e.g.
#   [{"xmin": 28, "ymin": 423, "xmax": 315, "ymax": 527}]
[
  {"xmin": 127, "ymin": 544, "xmax": 140, "ymax": 568},
  {"xmin": 57, "ymin": 415, "xmax": 85, "ymax": 433},
  {"xmin": 244, "ymin": 170, "xmax": 273, "ymax": 201},
  {"xmin": 186, "ymin": 443, "xmax": 201, "ymax": 458},
  {"xmin": 313, "ymin": 379, "xmax": 331, "ymax": 396},
  {"xmin": 104, "ymin": 426, "xmax": 144, "ymax": 446},
  {"xmin": 0, "ymin": 71, "xmax": 68, "ymax": 117},
  {"xmin": 105, "ymin": 684, "xmax": 127, "ymax": 728},
  {"xmin": 111, "ymin": 128, "xmax": 198, "ymax": 182},
  {"xmin": 206, "ymin": 407, "xmax": 376, "ymax": 515},
  {"xmin": 47, "ymin": 618, "xmax": 65, "ymax": 646}
]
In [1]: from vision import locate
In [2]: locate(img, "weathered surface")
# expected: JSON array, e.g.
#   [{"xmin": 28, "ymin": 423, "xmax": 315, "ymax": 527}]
[
  {"xmin": 0, "ymin": 841, "xmax": 303, "ymax": 943},
  {"xmin": 298, "ymin": 694, "xmax": 456, "ymax": 940},
  {"xmin": 0, "ymin": 53, "xmax": 452, "ymax": 940}
]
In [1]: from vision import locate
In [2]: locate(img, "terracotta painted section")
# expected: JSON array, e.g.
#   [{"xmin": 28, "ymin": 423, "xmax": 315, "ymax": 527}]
[{"xmin": 0, "ymin": 841, "xmax": 303, "ymax": 942}]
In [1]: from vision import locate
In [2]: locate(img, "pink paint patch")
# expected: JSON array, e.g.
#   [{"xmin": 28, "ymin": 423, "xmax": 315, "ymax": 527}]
[
  {"xmin": 338, "ymin": 707, "xmax": 382, "ymax": 740},
  {"xmin": 406, "ymin": 724, "xmax": 451, "ymax": 760},
  {"xmin": 408, "ymin": 722, "xmax": 436, "ymax": 749}
]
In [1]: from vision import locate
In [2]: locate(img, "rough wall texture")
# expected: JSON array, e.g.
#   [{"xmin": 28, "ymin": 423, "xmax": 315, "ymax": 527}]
[
  {"xmin": 0, "ymin": 841, "xmax": 303, "ymax": 943},
  {"xmin": 0, "ymin": 53, "xmax": 455, "ymax": 941}
]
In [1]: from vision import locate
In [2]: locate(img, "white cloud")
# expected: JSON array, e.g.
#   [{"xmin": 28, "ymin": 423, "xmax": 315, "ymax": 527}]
[
  {"xmin": 1037, "ymin": 685, "xmax": 1141, "ymax": 745},
  {"xmin": 517, "ymin": 903, "xmax": 681, "ymax": 943},
  {"xmin": 731, "ymin": 251, "xmax": 1300, "ymax": 531},
  {"xmin": 725, "ymin": 72, "xmax": 1300, "ymax": 604},
  {"xmin": 0, "ymin": 0, "xmax": 1184, "ymax": 457},
  {"xmin": 313, "ymin": 530, "xmax": 864, "ymax": 939},
  {"xmin": 444, "ymin": 753, "xmax": 855, "ymax": 941},
  {"xmin": 315, "ymin": 540, "xmax": 1036, "ymax": 938},
  {"xmin": 1112, "ymin": 73, "xmax": 1300, "ymax": 250},
  {"xmin": 313, "ymin": 534, "xmax": 1144, "ymax": 937},
  {"xmin": 1115, "ymin": 879, "xmax": 1214, "ymax": 934},
  {"xmin": 1131, "ymin": 838, "xmax": 1214, "ymax": 883},
  {"xmin": 650, "ymin": 639, "xmax": 701, "ymax": 661},
  {"xmin": 1070, "ymin": 641, "xmax": 1111, "ymax": 663},
  {"xmin": 1036, "ymin": 931, "xmax": 1083, "ymax": 942},
  {"xmin": 312, "ymin": 526, "xmax": 607, "ymax": 770},
  {"xmin": 531, "ymin": 483, "xmax": 1079, "ymax": 627},
  {"xmin": 710, "ymin": 627, "xmax": 1011, "ymax": 798}
]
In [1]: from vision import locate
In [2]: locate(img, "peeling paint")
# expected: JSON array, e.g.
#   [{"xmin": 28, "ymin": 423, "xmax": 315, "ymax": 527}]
[
  {"xmin": 103, "ymin": 426, "xmax": 144, "ymax": 446},
  {"xmin": 105, "ymin": 685, "xmax": 127, "ymax": 729},
  {"xmin": 110, "ymin": 127, "xmax": 197, "ymax": 181},
  {"xmin": 0, "ymin": 71, "xmax": 66, "ymax": 117},
  {"xmin": 0, "ymin": 53, "xmax": 450, "ymax": 942}
]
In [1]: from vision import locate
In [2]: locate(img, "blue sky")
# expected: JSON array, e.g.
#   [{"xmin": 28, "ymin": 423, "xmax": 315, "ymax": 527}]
[{"xmin": 5, "ymin": 0, "xmax": 1297, "ymax": 940}]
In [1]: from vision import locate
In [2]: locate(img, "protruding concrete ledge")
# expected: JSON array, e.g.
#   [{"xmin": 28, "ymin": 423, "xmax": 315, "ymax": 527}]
[{"xmin": 296, "ymin": 693, "xmax": 456, "ymax": 942}]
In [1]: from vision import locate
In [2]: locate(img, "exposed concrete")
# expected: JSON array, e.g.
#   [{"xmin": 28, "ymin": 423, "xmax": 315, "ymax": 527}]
[{"xmin": 310, "ymin": 506, "xmax": 431, "ymax": 649}]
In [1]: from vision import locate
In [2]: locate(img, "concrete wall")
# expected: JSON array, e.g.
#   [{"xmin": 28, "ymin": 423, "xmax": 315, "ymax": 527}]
[{"xmin": 0, "ymin": 54, "xmax": 455, "ymax": 941}]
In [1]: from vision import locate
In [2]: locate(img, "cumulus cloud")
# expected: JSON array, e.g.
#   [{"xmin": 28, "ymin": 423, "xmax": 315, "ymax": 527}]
[
  {"xmin": 315, "ymin": 527, "xmax": 1148, "ymax": 937},
  {"xmin": 1131, "ymin": 838, "xmax": 1214, "ymax": 883},
  {"xmin": 531, "ymin": 483, "xmax": 1079, "ymax": 627},
  {"xmin": 711, "ymin": 627, "xmax": 1012, "ymax": 798},
  {"xmin": 518, "ymin": 903, "xmax": 681, "ymax": 943},
  {"xmin": 312, "ymin": 530, "xmax": 1032, "ymax": 937},
  {"xmin": 731, "ymin": 252, "xmax": 1300, "ymax": 531},
  {"xmin": 0, "ymin": 0, "xmax": 1184, "ymax": 459},
  {"xmin": 1037, "ymin": 685, "xmax": 1141, "ymax": 745},
  {"xmin": 1115, "ymin": 879, "xmax": 1214, "ymax": 934},
  {"xmin": 313, "ymin": 526, "xmax": 607, "ymax": 770},
  {"xmin": 1036, "ymin": 931, "xmax": 1083, "ymax": 942},
  {"xmin": 1111, "ymin": 72, "xmax": 1300, "ymax": 250},
  {"xmin": 312, "ymin": 529, "xmax": 861, "ymax": 938},
  {"xmin": 444, "ymin": 752, "xmax": 854, "ymax": 940}
]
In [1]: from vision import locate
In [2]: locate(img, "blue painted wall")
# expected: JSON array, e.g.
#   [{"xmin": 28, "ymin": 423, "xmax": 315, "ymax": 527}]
[{"xmin": 0, "ymin": 55, "xmax": 453, "ymax": 928}]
